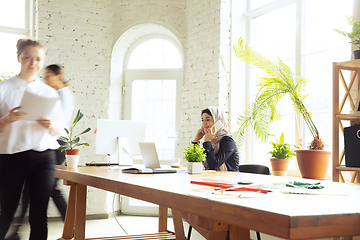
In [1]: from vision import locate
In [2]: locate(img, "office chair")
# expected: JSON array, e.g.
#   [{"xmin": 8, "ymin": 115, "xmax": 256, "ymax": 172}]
[
  {"xmin": 186, "ymin": 164, "xmax": 270, "ymax": 240},
  {"xmin": 238, "ymin": 164, "xmax": 270, "ymax": 175},
  {"xmin": 239, "ymin": 164, "xmax": 270, "ymax": 240}
]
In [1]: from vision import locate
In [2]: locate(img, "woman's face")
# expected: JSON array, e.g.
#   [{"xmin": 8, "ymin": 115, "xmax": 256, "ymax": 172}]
[
  {"xmin": 201, "ymin": 113, "xmax": 214, "ymax": 129},
  {"xmin": 18, "ymin": 46, "xmax": 45, "ymax": 78},
  {"xmin": 44, "ymin": 69, "xmax": 59, "ymax": 88}
]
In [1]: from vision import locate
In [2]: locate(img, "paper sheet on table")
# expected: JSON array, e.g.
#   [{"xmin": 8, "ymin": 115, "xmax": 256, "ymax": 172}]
[{"xmin": 20, "ymin": 90, "xmax": 59, "ymax": 121}]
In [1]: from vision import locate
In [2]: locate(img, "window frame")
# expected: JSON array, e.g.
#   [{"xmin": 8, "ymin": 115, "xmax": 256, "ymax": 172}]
[{"xmin": 0, "ymin": 0, "xmax": 34, "ymax": 37}]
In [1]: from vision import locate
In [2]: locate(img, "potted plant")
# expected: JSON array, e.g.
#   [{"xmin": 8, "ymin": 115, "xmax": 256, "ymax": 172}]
[
  {"xmin": 333, "ymin": 15, "xmax": 360, "ymax": 59},
  {"xmin": 233, "ymin": 37, "xmax": 330, "ymax": 180},
  {"xmin": 58, "ymin": 109, "xmax": 91, "ymax": 168},
  {"xmin": 268, "ymin": 133, "xmax": 296, "ymax": 176},
  {"xmin": 183, "ymin": 144, "xmax": 206, "ymax": 174}
]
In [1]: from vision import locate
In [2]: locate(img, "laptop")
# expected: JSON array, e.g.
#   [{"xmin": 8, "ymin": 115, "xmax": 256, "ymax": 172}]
[
  {"xmin": 138, "ymin": 142, "xmax": 161, "ymax": 169},
  {"xmin": 121, "ymin": 142, "xmax": 176, "ymax": 174}
]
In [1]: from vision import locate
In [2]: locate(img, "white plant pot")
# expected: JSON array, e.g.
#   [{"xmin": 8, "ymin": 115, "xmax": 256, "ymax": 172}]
[
  {"xmin": 66, "ymin": 155, "xmax": 80, "ymax": 169},
  {"xmin": 187, "ymin": 162, "xmax": 203, "ymax": 174}
]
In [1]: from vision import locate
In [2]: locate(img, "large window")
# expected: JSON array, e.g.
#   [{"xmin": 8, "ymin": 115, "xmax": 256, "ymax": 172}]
[
  {"xmin": 242, "ymin": 0, "xmax": 352, "ymax": 170},
  {"xmin": 0, "ymin": 0, "xmax": 33, "ymax": 76},
  {"xmin": 124, "ymin": 37, "xmax": 182, "ymax": 161}
]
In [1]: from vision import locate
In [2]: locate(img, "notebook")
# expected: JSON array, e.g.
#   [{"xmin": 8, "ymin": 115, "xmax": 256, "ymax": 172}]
[{"xmin": 121, "ymin": 142, "xmax": 176, "ymax": 174}]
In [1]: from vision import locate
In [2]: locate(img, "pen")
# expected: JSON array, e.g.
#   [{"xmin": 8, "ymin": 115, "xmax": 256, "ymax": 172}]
[{"xmin": 190, "ymin": 181, "xmax": 270, "ymax": 194}]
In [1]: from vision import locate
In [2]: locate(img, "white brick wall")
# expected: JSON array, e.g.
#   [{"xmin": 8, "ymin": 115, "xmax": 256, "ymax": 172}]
[{"xmin": 181, "ymin": 0, "xmax": 231, "ymax": 149}]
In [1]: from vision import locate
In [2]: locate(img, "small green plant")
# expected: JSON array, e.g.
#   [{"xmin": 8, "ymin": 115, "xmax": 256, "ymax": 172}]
[
  {"xmin": 268, "ymin": 133, "xmax": 296, "ymax": 159},
  {"xmin": 58, "ymin": 109, "xmax": 91, "ymax": 151},
  {"xmin": 333, "ymin": 15, "xmax": 360, "ymax": 49},
  {"xmin": 183, "ymin": 144, "xmax": 206, "ymax": 162}
]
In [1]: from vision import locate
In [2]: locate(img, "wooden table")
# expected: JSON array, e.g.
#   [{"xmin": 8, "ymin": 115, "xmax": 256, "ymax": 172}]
[{"xmin": 56, "ymin": 166, "xmax": 360, "ymax": 240}]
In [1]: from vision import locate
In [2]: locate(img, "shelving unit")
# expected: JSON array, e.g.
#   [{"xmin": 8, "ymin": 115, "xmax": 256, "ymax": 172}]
[{"xmin": 332, "ymin": 59, "xmax": 360, "ymax": 183}]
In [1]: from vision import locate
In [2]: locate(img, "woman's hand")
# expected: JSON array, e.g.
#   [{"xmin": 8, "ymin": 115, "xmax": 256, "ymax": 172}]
[
  {"xmin": 204, "ymin": 126, "xmax": 216, "ymax": 142},
  {"xmin": 37, "ymin": 117, "xmax": 52, "ymax": 128},
  {"xmin": 5, "ymin": 106, "xmax": 27, "ymax": 123},
  {"xmin": 194, "ymin": 126, "xmax": 205, "ymax": 141},
  {"xmin": 37, "ymin": 117, "xmax": 58, "ymax": 136}
]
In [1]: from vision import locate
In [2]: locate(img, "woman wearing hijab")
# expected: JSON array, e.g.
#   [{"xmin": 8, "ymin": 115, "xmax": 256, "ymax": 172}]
[
  {"xmin": 192, "ymin": 106, "xmax": 239, "ymax": 171},
  {"xmin": 182, "ymin": 106, "xmax": 239, "ymax": 239}
]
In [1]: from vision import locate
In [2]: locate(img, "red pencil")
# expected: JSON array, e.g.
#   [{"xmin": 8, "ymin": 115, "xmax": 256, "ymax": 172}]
[{"xmin": 190, "ymin": 180, "xmax": 269, "ymax": 194}]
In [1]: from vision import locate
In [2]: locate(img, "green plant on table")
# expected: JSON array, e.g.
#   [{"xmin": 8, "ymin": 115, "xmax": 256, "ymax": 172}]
[
  {"xmin": 58, "ymin": 109, "xmax": 91, "ymax": 151},
  {"xmin": 183, "ymin": 144, "xmax": 206, "ymax": 162},
  {"xmin": 333, "ymin": 15, "xmax": 360, "ymax": 49},
  {"xmin": 233, "ymin": 37, "xmax": 325, "ymax": 151},
  {"xmin": 268, "ymin": 133, "xmax": 296, "ymax": 159}
]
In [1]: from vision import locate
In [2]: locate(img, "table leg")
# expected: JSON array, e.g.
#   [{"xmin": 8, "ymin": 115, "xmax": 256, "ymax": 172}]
[
  {"xmin": 158, "ymin": 206, "xmax": 168, "ymax": 232},
  {"xmin": 62, "ymin": 182, "xmax": 76, "ymax": 240},
  {"xmin": 171, "ymin": 209, "xmax": 186, "ymax": 240},
  {"xmin": 74, "ymin": 184, "xmax": 87, "ymax": 240},
  {"xmin": 229, "ymin": 225, "xmax": 250, "ymax": 240}
]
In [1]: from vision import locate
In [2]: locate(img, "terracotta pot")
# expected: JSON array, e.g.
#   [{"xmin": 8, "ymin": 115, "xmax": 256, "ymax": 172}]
[
  {"xmin": 270, "ymin": 158, "xmax": 289, "ymax": 176},
  {"xmin": 65, "ymin": 149, "xmax": 80, "ymax": 169},
  {"xmin": 295, "ymin": 149, "xmax": 331, "ymax": 180},
  {"xmin": 65, "ymin": 149, "xmax": 80, "ymax": 155}
]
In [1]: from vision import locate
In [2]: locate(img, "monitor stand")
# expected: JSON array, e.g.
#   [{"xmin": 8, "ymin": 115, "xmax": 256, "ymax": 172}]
[{"xmin": 117, "ymin": 137, "xmax": 133, "ymax": 166}]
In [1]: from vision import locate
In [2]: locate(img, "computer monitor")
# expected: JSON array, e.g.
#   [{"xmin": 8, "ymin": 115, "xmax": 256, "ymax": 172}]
[{"xmin": 95, "ymin": 119, "xmax": 146, "ymax": 165}]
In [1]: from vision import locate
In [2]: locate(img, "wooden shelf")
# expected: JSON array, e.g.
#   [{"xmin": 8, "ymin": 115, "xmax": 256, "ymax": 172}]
[
  {"xmin": 332, "ymin": 60, "xmax": 360, "ymax": 183},
  {"xmin": 334, "ymin": 59, "xmax": 360, "ymax": 68},
  {"xmin": 336, "ymin": 114, "xmax": 360, "ymax": 120},
  {"xmin": 336, "ymin": 166, "xmax": 360, "ymax": 171}
]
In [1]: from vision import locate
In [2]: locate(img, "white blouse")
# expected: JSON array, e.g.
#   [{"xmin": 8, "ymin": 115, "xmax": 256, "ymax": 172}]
[{"xmin": 0, "ymin": 76, "xmax": 63, "ymax": 154}]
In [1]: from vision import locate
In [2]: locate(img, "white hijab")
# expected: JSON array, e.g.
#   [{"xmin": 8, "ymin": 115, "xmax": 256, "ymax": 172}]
[{"xmin": 203, "ymin": 106, "xmax": 230, "ymax": 171}]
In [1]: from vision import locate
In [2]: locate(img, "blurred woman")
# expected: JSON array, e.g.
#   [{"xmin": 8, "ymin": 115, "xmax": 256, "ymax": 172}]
[
  {"xmin": 44, "ymin": 64, "xmax": 75, "ymax": 128},
  {"xmin": 6, "ymin": 64, "xmax": 75, "ymax": 240},
  {"xmin": 44, "ymin": 64, "xmax": 74, "ymax": 222},
  {"xmin": 0, "ymin": 39, "xmax": 63, "ymax": 240}
]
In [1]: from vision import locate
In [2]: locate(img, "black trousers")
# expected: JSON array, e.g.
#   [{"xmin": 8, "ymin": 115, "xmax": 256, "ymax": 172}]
[
  {"xmin": 15, "ymin": 140, "xmax": 67, "ymax": 226},
  {"xmin": 0, "ymin": 150, "xmax": 56, "ymax": 240}
]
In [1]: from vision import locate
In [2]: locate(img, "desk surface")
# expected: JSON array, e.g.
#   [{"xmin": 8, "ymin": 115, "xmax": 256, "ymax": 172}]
[{"xmin": 56, "ymin": 166, "xmax": 360, "ymax": 239}]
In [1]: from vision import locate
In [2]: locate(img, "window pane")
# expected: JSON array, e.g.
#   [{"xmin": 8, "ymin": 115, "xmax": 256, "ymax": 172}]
[
  {"xmin": 128, "ymin": 39, "xmax": 182, "ymax": 69},
  {"xmin": 302, "ymin": 0, "xmax": 352, "ymax": 150},
  {"xmin": 252, "ymin": 4, "xmax": 296, "ymax": 61},
  {"xmin": 0, "ymin": 33, "xmax": 25, "ymax": 76},
  {"xmin": 249, "ymin": 4, "xmax": 296, "ymax": 166},
  {"xmin": 131, "ymin": 80, "xmax": 176, "ymax": 160},
  {"xmin": 0, "ymin": 0, "xmax": 26, "ymax": 29}
]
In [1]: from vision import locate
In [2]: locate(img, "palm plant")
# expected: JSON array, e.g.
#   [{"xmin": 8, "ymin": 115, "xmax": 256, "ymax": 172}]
[{"xmin": 233, "ymin": 37, "xmax": 325, "ymax": 150}]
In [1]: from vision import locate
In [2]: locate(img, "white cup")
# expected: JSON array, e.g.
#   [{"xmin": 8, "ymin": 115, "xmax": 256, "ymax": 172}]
[
  {"xmin": 67, "ymin": 155, "xmax": 80, "ymax": 169},
  {"xmin": 172, "ymin": 158, "xmax": 181, "ymax": 166}
]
